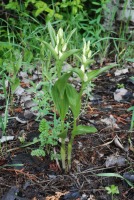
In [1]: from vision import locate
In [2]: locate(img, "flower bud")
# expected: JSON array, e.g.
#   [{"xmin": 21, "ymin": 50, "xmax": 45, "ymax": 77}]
[
  {"xmin": 56, "ymin": 35, "xmax": 60, "ymax": 45},
  {"xmin": 59, "ymin": 51, "xmax": 63, "ymax": 58},
  {"xmin": 62, "ymin": 43, "xmax": 67, "ymax": 52},
  {"xmin": 61, "ymin": 38, "xmax": 64, "ymax": 45},
  {"xmin": 58, "ymin": 28, "xmax": 63, "ymax": 39},
  {"xmin": 83, "ymin": 44, "xmax": 86, "ymax": 55},
  {"xmin": 55, "ymin": 45, "xmax": 59, "ymax": 54},
  {"xmin": 87, "ymin": 40, "xmax": 90, "ymax": 49},
  {"xmin": 84, "ymin": 74, "xmax": 88, "ymax": 82},
  {"xmin": 81, "ymin": 64, "xmax": 85, "ymax": 72},
  {"xmin": 82, "ymin": 55, "xmax": 87, "ymax": 63},
  {"xmin": 88, "ymin": 50, "xmax": 92, "ymax": 58}
]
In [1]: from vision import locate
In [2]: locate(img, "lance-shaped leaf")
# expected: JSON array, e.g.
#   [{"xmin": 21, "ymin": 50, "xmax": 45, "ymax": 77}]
[
  {"xmin": 71, "ymin": 68, "xmax": 84, "ymax": 81},
  {"xmin": 51, "ymin": 84, "xmax": 69, "ymax": 121},
  {"xmin": 87, "ymin": 64, "xmax": 118, "ymax": 82},
  {"xmin": 11, "ymin": 77, "xmax": 20, "ymax": 93},
  {"xmin": 72, "ymin": 125, "xmax": 97, "ymax": 137},
  {"xmin": 66, "ymin": 28, "xmax": 76, "ymax": 46},
  {"xmin": 47, "ymin": 22, "xmax": 56, "ymax": 47},
  {"xmin": 127, "ymin": 106, "xmax": 134, "ymax": 112},
  {"xmin": 66, "ymin": 83, "xmax": 81, "ymax": 119},
  {"xmin": 84, "ymin": 59, "xmax": 95, "ymax": 67},
  {"xmin": 97, "ymin": 173, "xmax": 134, "ymax": 187},
  {"xmin": 42, "ymin": 41, "xmax": 58, "ymax": 60},
  {"xmin": 55, "ymin": 72, "xmax": 72, "ymax": 98},
  {"xmin": 60, "ymin": 49, "xmax": 80, "ymax": 64}
]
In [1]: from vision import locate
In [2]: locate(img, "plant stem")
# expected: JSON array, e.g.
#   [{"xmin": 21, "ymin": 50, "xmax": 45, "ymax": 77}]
[
  {"xmin": 60, "ymin": 120, "xmax": 66, "ymax": 170},
  {"xmin": 56, "ymin": 60, "xmax": 62, "ymax": 78},
  {"xmin": 67, "ymin": 118, "xmax": 76, "ymax": 170}
]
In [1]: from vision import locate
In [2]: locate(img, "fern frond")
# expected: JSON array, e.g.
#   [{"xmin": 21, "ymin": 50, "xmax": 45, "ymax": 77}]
[{"xmin": 39, "ymin": 119, "xmax": 49, "ymax": 132}]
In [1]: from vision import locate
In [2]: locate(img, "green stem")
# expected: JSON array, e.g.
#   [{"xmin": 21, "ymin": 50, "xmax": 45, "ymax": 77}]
[
  {"xmin": 79, "ymin": 81, "xmax": 85, "ymax": 97},
  {"xmin": 61, "ymin": 138, "xmax": 66, "ymax": 169},
  {"xmin": 67, "ymin": 118, "xmax": 76, "ymax": 170},
  {"xmin": 56, "ymin": 60, "xmax": 62, "ymax": 78},
  {"xmin": 60, "ymin": 120, "xmax": 66, "ymax": 170}
]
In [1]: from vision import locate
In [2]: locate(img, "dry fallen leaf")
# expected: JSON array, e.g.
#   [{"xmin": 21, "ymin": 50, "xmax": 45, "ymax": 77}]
[
  {"xmin": 45, "ymin": 192, "xmax": 69, "ymax": 200},
  {"xmin": 114, "ymin": 136, "xmax": 125, "ymax": 151}
]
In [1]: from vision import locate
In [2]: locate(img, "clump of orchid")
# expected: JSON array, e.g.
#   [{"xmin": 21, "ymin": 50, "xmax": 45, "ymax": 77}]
[
  {"xmin": 81, "ymin": 39, "xmax": 92, "ymax": 82},
  {"xmin": 42, "ymin": 23, "xmax": 79, "ymax": 78},
  {"xmin": 38, "ymin": 22, "xmax": 117, "ymax": 171},
  {"xmin": 54, "ymin": 28, "xmax": 67, "ymax": 58}
]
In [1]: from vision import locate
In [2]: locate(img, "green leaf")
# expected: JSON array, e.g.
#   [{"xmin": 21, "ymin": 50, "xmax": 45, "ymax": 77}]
[
  {"xmin": 24, "ymin": 50, "xmax": 33, "ymax": 63},
  {"xmin": 54, "ymin": 13, "xmax": 63, "ymax": 20},
  {"xmin": 52, "ymin": 84, "xmax": 69, "ymax": 121},
  {"xmin": 125, "ymin": 58, "xmax": 134, "ymax": 62},
  {"xmin": 60, "ymin": 49, "xmax": 80, "ymax": 63},
  {"xmin": 92, "ymin": 2, "xmax": 100, "ymax": 6},
  {"xmin": 11, "ymin": 77, "xmax": 20, "ymax": 93},
  {"xmin": 0, "ymin": 42, "xmax": 12, "ymax": 50},
  {"xmin": 47, "ymin": 22, "xmax": 56, "ymax": 47},
  {"xmin": 5, "ymin": 2, "xmax": 20, "ymax": 11},
  {"xmin": 97, "ymin": 173, "xmax": 123, "ymax": 178},
  {"xmin": 41, "ymin": 41, "xmax": 58, "ymax": 60},
  {"xmin": 87, "ymin": 64, "xmax": 117, "ymax": 82},
  {"xmin": 66, "ymin": 83, "xmax": 81, "ymax": 118},
  {"xmin": 127, "ymin": 106, "xmax": 134, "ymax": 112},
  {"xmin": 105, "ymin": 185, "xmax": 119, "ymax": 195},
  {"xmin": 35, "ymin": 8, "xmax": 44, "ymax": 16},
  {"xmin": 84, "ymin": 59, "xmax": 95, "ymax": 67},
  {"xmin": 66, "ymin": 28, "xmax": 76, "ymax": 46},
  {"xmin": 97, "ymin": 173, "xmax": 134, "ymax": 187},
  {"xmin": 39, "ymin": 119, "xmax": 49, "ymax": 132},
  {"xmin": 58, "ymin": 129, "xmax": 68, "ymax": 139},
  {"xmin": 55, "ymin": 73, "xmax": 72, "ymax": 98},
  {"xmin": 72, "ymin": 125, "xmax": 97, "ymax": 136},
  {"xmin": 71, "ymin": 68, "xmax": 84, "ymax": 81}
]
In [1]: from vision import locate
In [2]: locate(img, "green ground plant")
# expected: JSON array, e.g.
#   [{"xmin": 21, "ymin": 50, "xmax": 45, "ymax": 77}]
[
  {"xmin": 0, "ymin": 97, "xmax": 9, "ymax": 135},
  {"xmin": 32, "ymin": 23, "xmax": 117, "ymax": 171},
  {"xmin": 0, "ymin": 66, "xmax": 9, "ymax": 135},
  {"xmin": 105, "ymin": 185, "xmax": 119, "ymax": 200},
  {"xmin": 31, "ymin": 118, "xmax": 60, "ymax": 160}
]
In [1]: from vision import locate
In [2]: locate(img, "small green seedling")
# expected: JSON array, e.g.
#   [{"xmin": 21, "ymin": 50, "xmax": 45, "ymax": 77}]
[
  {"xmin": 105, "ymin": 185, "xmax": 119, "ymax": 200},
  {"xmin": 116, "ymin": 83, "xmax": 124, "ymax": 89}
]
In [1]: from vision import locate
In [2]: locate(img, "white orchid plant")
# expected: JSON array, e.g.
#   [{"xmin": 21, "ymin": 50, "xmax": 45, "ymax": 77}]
[{"xmin": 38, "ymin": 22, "xmax": 117, "ymax": 171}]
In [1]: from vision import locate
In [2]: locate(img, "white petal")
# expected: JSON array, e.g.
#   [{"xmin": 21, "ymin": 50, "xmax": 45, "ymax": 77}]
[{"xmin": 81, "ymin": 64, "xmax": 85, "ymax": 72}]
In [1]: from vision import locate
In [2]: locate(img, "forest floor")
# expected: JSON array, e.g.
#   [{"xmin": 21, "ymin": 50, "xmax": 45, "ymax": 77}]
[{"xmin": 0, "ymin": 62, "xmax": 134, "ymax": 200}]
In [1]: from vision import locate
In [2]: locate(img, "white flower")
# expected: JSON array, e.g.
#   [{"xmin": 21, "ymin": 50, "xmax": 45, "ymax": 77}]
[
  {"xmin": 87, "ymin": 41, "xmax": 90, "ymax": 51},
  {"xmin": 58, "ymin": 28, "xmax": 63, "ymax": 39},
  {"xmin": 81, "ymin": 64, "xmax": 85, "ymax": 72},
  {"xmin": 83, "ymin": 74, "xmax": 88, "ymax": 82},
  {"xmin": 82, "ymin": 55, "xmax": 87, "ymax": 63},
  {"xmin": 56, "ymin": 35, "xmax": 60, "ymax": 45},
  {"xmin": 55, "ymin": 45, "xmax": 59, "ymax": 54},
  {"xmin": 88, "ymin": 50, "xmax": 92, "ymax": 59},
  {"xmin": 61, "ymin": 38, "xmax": 64, "ymax": 45},
  {"xmin": 83, "ymin": 41, "xmax": 86, "ymax": 55},
  {"xmin": 62, "ymin": 43, "xmax": 67, "ymax": 52},
  {"xmin": 59, "ymin": 51, "xmax": 63, "ymax": 58}
]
